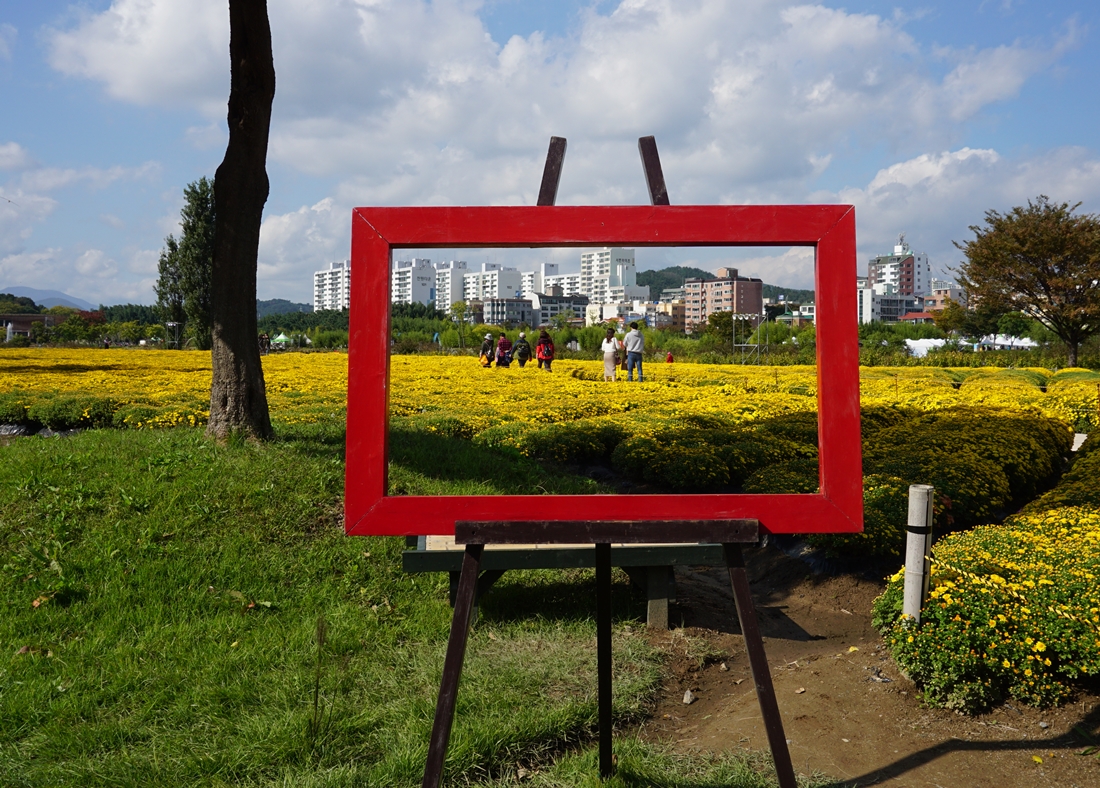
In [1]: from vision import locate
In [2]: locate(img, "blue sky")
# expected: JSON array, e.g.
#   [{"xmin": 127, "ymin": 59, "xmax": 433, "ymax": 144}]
[{"xmin": 2, "ymin": 0, "xmax": 1099, "ymax": 305}]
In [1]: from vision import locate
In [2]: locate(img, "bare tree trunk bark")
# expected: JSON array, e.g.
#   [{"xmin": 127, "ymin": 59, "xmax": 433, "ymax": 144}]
[{"xmin": 207, "ymin": 0, "xmax": 274, "ymax": 440}]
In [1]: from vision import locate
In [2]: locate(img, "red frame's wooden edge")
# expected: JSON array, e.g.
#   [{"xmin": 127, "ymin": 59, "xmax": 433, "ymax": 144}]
[{"xmin": 345, "ymin": 204, "xmax": 863, "ymax": 537}]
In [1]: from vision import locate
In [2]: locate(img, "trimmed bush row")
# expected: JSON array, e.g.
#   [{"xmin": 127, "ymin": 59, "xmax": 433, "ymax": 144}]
[
  {"xmin": 0, "ymin": 392, "xmax": 205, "ymax": 430},
  {"xmin": 398, "ymin": 405, "xmax": 1073, "ymax": 561}
]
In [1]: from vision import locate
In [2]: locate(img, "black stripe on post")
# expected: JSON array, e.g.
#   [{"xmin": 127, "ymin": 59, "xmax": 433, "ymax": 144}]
[
  {"xmin": 638, "ymin": 136, "xmax": 670, "ymax": 205},
  {"xmin": 537, "ymin": 136, "xmax": 567, "ymax": 206}
]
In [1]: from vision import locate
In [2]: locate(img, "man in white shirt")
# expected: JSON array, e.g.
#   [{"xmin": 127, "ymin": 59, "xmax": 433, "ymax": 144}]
[{"xmin": 623, "ymin": 321, "xmax": 645, "ymax": 382}]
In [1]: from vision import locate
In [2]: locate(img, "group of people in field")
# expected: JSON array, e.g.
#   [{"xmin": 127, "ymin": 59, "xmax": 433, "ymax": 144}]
[
  {"xmin": 478, "ymin": 322, "xmax": 651, "ymax": 382},
  {"xmin": 479, "ymin": 329, "xmax": 556, "ymax": 371}
]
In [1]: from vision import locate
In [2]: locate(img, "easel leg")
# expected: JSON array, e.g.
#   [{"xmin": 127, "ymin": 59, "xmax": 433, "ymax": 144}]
[
  {"xmin": 595, "ymin": 542, "xmax": 614, "ymax": 779},
  {"xmin": 423, "ymin": 543, "xmax": 484, "ymax": 788},
  {"xmin": 723, "ymin": 543, "xmax": 797, "ymax": 788}
]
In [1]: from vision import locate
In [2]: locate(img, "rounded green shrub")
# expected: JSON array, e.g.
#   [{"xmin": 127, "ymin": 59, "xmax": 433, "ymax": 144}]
[
  {"xmin": 26, "ymin": 395, "xmax": 117, "ymax": 430},
  {"xmin": 807, "ymin": 474, "xmax": 911, "ymax": 559},
  {"xmin": 742, "ymin": 458, "xmax": 818, "ymax": 494}
]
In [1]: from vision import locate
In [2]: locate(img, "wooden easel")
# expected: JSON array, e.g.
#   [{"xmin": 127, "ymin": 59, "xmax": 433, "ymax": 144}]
[
  {"xmin": 421, "ymin": 520, "xmax": 797, "ymax": 788},
  {"xmin": 420, "ymin": 140, "xmax": 797, "ymax": 788}
]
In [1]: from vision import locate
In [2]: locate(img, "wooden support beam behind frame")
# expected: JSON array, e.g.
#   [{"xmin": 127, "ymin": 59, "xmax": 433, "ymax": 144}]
[{"xmin": 455, "ymin": 520, "xmax": 759, "ymax": 545}]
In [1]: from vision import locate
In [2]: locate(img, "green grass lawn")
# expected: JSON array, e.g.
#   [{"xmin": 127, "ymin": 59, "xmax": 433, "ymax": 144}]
[{"xmin": 0, "ymin": 424, "xmax": 828, "ymax": 787}]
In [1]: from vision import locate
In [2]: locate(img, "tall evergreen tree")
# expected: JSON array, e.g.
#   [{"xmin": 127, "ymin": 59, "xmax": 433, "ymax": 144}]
[
  {"xmin": 154, "ymin": 178, "xmax": 215, "ymax": 348},
  {"xmin": 178, "ymin": 177, "xmax": 216, "ymax": 349},
  {"xmin": 154, "ymin": 235, "xmax": 186, "ymax": 345}
]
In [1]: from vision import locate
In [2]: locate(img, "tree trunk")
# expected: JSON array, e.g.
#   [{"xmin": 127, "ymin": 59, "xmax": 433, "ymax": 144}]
[
  {"xmin": 1067, "ymin": 341, "xmax": 1078, "ymax": 368},
  {"xmin": 207, "ymin": 0, "xmax": 275, "ymax": 441}
]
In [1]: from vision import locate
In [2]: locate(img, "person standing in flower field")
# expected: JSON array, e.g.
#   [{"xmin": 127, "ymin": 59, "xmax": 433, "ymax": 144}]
[
  {"xmin": 495, "ymin": 332, "xmax": 513, "ymax": 367},
  {"xmin": 536, "ymin": 329, "xmax": 555, "ymax": 371},
  {"xmin": 623, "ymin": 321, "xmax": 644, "ymax": 382},
  {"xmin": 600, "ymin": 327, "xmax": 621, "ymax": 381},
  {"xmin": 479, "ymin": 333, "xmax": 494, "ymax": 368},
  {"xmin": 512, "ymin": 332, "xmax": 532, "ymax": 367}
]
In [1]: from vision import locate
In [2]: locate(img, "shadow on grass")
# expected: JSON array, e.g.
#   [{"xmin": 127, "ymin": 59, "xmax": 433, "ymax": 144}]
[
  {"xmin": 478, "ymin": 570, "xmax": 648, "ymax": 625},
  {"xmin": 386, "ymin": 426, "xmax": 607, "ymax": 495}
]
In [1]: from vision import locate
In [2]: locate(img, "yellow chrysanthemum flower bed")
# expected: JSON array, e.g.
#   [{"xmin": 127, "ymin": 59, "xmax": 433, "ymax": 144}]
[
  {"xmin": 874, "ymin": 504, "xmax": 1100, "ymax": 712},
  {"xmin": 1, "ymin": 349, "xmax": 1097, "ymax": 430}
]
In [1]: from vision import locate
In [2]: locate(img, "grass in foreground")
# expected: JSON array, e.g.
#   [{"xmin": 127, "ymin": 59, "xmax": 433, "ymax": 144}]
[{"xmin": 0, "ymin": 424, "xmax": 820, "ymax": 787}]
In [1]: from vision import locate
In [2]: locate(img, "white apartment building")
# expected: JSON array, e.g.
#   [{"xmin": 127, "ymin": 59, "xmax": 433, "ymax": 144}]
[
  {"xmin": 463, "ymin": 263, "xmax": 524, "ymax": 301},
  {"xmin": 391, "ymin": 258, "xmax": 436, "ymax": 306},
  {"xmin": 483, "ymin": 298, "xmax": 534, "ymax": 326},
  {"xmin": 529, "ymin": 291, "xmax": 588, "ymax": 327},
  {"xmin": 313, "ymin": 260, "xmax": 351, "ymax": 311},
  {"xmin": 856, "ymin": 277, "xmax": 922, "ymax": 324},
  {"xmin": 543, "ymin": 272, "xmax": 583, "ymax": 296},
  {"xmin": 433, "ymin": 260, "xmax": 467, "ymax": 310},
  {"xmin": 867, "ymin": 234, "xmax": 931, "ymax": 297},
  {"xmin": 521, "ymin": 263, "xmax": 559, "ymax": 299},
  {"xmin": 580, "ymin": 248, "xmax": 649, "ymax": 304}
]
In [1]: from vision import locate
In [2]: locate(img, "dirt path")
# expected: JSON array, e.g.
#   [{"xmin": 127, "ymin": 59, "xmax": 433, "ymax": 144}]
[{"xmin": 637, "ymin": 547, "xmax": 1100, "ymax": 787}]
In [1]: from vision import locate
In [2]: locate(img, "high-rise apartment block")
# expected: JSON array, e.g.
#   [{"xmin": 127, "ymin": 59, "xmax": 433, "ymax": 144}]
[
  {"xmin": 683, "ymin": 267, "xmax": 763, "ymax": 331},
  {"xmin": 868, "ymin": 235, "xmax": 931, "ymax": 297},
  {"xmin": 543, "ymin": 272, "xmax": 583, "ymax": 296},
  {"xmin": 433, "ymin": 260, "xmax": 467, "ymax": 310},
  {"xmin": 463, "ymin": 263, "xmax": 524, "ymax": 301},
  {"xmin": 313, "ymin": 260, "xmax": 351, "ymax": 311},
  {"xmin": 391, "ymin": 258, "xmax": 436, "ymax": 305},
  {"xmin": 521, "ymin": 263, "xmax": 559, "ymax": 299},
  {"xmin": 579, "ymin": 248, "xmax": 649, "ymax": 304}
]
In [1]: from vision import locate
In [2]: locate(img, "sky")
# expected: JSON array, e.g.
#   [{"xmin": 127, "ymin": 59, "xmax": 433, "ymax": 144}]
[{"xmin": 1, "ymin": 0, "xmax": 1099, "ymax": 306}]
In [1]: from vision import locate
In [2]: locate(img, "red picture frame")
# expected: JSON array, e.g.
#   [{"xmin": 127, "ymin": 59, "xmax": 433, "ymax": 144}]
[{"xmin": 345, "ymin": 205, "xmax": 862, "ymax": 536}]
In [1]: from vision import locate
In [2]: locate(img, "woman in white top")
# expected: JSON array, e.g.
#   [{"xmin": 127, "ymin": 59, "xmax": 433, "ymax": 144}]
[{"xmin": 600, "ymin": 328, "xmax": 621, "ymax": 381}]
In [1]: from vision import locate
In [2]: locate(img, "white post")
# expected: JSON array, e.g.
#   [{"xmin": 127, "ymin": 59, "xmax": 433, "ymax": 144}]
[{"xmin": 902, "ymin": 484, "xmax": 934, "ymax": 623}]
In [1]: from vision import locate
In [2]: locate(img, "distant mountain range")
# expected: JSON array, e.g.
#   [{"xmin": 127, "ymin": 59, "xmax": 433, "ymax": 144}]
[
  {"xmin": 257, "ymin": 299, "xmax": 312, "ymax": 317},
  {"xmin": 0, "ymin": 286, "xmax": 94, "ymax": 311},
  {"xmin": 636, "ymin": 267, "xmax": 814, "ymax": 303}
]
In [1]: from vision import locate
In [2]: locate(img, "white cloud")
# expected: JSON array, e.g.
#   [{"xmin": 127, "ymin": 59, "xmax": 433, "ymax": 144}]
[
  {"xmin": 257, "ymin": 197, "xmax": 349, "ymax": 298},
  {"xmin": 0, "ymin": 142, "xmax": 32, "ymax": 171},
  {"xmin": 836, "ymin": 146, "xmax": 1100, "ymax": 279},
  {"xmin": 0, "ymin": 23, "xmax": 15, "ymax": 61},
  {"xmin": 74, "ymin": 249, "xmax": 119, "ymax": 278},
  {"xmin": 38, "ymin": 1, "xmax": 1100, "ymax": 301},
  {"xmin": 47, "ymin": 0, "xmax": 228, "ymax": 114},
  {"xmin": 938, "ymin": 24, "xmax": 1079, "ymax": 121},
  {"xmin": 17, "ymin": 161, "xmax": 160, "ymax": 193}
]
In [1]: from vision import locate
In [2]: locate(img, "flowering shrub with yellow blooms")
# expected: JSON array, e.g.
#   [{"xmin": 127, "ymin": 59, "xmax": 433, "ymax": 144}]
[
  {"xmin": 1, "ymin": 349, "xmax": 1097, "ymax": 430},
  {"xmin": 874, "ymin": 429, "xmax": 1100, "ymax": 712},
  {"xmin": 0, "ymin": 348, "xmax": 348, "ymax": 428}
]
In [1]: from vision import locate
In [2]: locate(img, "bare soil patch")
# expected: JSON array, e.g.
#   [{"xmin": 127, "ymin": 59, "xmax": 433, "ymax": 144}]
[{"xmin": 637, "ymin": 546, "xmax": 1100, "ymax": 787}]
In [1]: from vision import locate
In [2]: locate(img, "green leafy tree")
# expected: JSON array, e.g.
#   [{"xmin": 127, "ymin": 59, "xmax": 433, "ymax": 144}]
[
  {"xmin": 955, "ymin": 196, "xmax": 1100, "ymax": 366},
  {"xmin": 447, "ymin": 300, "xmax": 468, "ymax": 348},
  {"xmin": 933, "ymin": 298, "xmax": 967, "ymax": 335},
  {"xmin": 996, "ymin": 311, "xmax": 1034, "ymax": 340},
  {"xmin": 0, "ymin": 293, "xmax": 42, "ymax": 314}
]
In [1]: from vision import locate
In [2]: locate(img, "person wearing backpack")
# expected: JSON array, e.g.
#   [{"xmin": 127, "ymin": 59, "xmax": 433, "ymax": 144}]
[
  {"xmin": 495, "ymin": 332, "xmax": 513, "ymax": 367},
  {"xmin": 479, "ymin": 333, "xmax": 494, "ymax": 368},
  {"xmin": 513, "ymin": 332, "xmax": 532, "ymax": 367},
  {"xmin": 536, "ymin": 329, "xmax": 555, "ymax": 371}
]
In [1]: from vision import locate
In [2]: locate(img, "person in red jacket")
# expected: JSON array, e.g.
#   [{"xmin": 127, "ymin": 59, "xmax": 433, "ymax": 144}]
[
  {"xmin": 666, "ymin": 350, "xmax": 674, "ymax": 363},
  {"xmin": 536, "ymin": 329, "xmax": 555, "ymax": 371}
]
